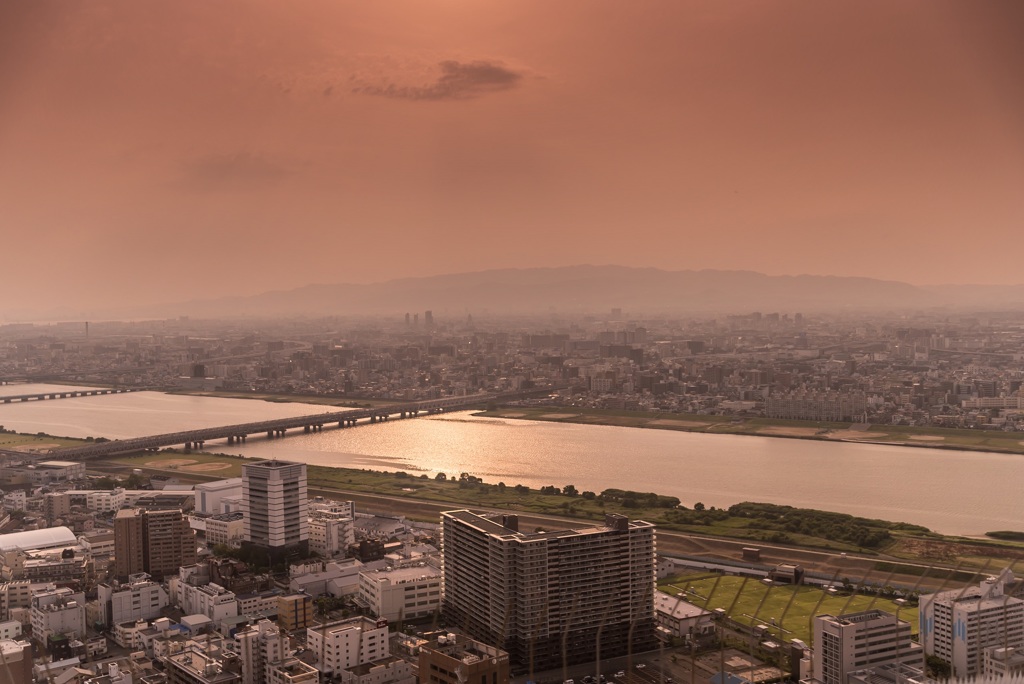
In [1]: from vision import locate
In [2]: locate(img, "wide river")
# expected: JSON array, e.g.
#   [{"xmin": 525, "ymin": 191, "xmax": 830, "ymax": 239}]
[{"xmin": 2, "ymin": 384, "xmax": 1022, "ymax": 536}]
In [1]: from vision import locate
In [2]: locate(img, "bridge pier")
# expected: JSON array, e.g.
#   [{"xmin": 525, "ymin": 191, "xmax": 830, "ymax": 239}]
[
  {"xmin": 228, "ymin": 436, "xmax": 235, "ymax": 445},
  {"xmin": 268, "ymin": 430, "xmax": 274, "ymax": 439}
]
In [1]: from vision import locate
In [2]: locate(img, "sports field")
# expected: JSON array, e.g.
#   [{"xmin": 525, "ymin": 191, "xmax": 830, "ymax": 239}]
[{"xmin": 659, "ymin": 574, "xmax": 918, "ymax": 645}]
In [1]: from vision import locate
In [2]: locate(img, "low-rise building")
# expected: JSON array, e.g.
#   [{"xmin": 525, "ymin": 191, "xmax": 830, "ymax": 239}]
[
  {"xmin": 236, "ymin": 590, "xmax": 281, "ymax": 620},
  {"xmin": 983, "ymin": 646, "xmax": 1024, "ymax": 679},
  {"xmin": 266, "ymin": 660, "xmax": 319, "ymax": 684},
  {"xmin": 205, "ymin": 513, "xmax": 245, "ymax": 548},
  {"xmin": 0, "ymin": 619, "xmax": 22, "ymax": 640},
  {"xmin": 654, "ymin": 591, "xmax": 715, "ymax": 641},
  {"xmin": 195, "ymin": 480, "xmax": 244, "ymax": 516},
  {"xmin": 178, "ymin": 583, "xmax": 239, "ymax": 623},
  {"xmin": 417, "ymin": 633, "xmax": 508, "ymax": 684},
  {"xmin": 277, "ymin": 594, "xmax": 313, "ymax": 632},
  {"xmin": 163, "ymin": 645, "xmax": 242, "ymax": 684},
  {"xmin": 85, "ymin": 488, "xmax": 127, "ymax": 513},
  {"xmin": 2, "ymin": 491, "xmax": 27, "ymax": 512},
  {"xmin": 307, "ymin": 617, "xmax": 390, "ymax": 676},
  {"xmin": 0, "ymin": 639, "xmax": 33, "ymax": 684},
  {"xmin": 343, "ymin": 656, "xmax": 414, "ymax": 684},
  {"xmin": 98, "ymin": 573, "xmax": 169, "ymax": 627},
  {"xmin": 357, "ymin": 566, "xmax": 441, "ymax": 622},
  {"xmin": 30, "ymin": 587, "xmax": 86, "ymax": 645},
  {"xmin": 289, "ymin": 558, "xmax": 363, "ymax": 597}
]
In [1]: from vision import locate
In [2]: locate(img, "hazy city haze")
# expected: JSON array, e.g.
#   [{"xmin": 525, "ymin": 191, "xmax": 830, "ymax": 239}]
[{"xmin": 2, "ymin": 1, "xmax": 1023, "ymax": 316}]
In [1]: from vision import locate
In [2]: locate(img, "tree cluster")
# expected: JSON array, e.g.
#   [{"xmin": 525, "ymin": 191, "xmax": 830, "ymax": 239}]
[
  {"xmin": 727, "ymin": 502, "xmax": 895, "ymax": 548},
  {"xmin": 599, "ymin": 488, "xmax": 681, "ymax": 509}
]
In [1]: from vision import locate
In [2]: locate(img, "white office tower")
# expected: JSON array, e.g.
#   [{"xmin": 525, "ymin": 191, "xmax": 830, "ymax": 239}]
[
  {"xmin": 242, "ymin": 460, "xmax": 309, "ymax": 558},
  {"xmin": 920, "ymin": 568, "xmax": 1024, "ymax": 678},
  {"xmin": 811, "ymin": 610, "xmax": 923, "ymax": 684}
]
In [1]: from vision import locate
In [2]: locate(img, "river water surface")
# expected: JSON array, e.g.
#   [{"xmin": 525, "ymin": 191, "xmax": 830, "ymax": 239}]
[{"xmin": 2, "ymin": 384, "xmax": 1021, "ymax": 536}]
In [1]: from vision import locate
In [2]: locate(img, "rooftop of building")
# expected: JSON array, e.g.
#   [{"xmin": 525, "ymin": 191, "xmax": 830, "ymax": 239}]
[
  {"xmin": 655, "ymin": 591, "xmax": 713, "ymax": 619},
  {"xmin": 195, "ymin": 478, "xmax": 242, "ymax": 490},
  {"xmin": 0, "ymin": 526, "xmax": 77, "ymax": 551},
  {"xmin": 422, "ymin": 633, "xmax": 507, "ymax": 664},
  {"xmin": 209, "ymin": 512, "xmax": 244, "ymax": 522},
  {"xmin": 820, "ymin": 609, "xmax": 898, "ymax": 626},
  {"xmin": 270, "ymin": 659, "xmax": 319, "ymax": 679},
  {"xmin": 245, "ymin": 459, "xmax": 303, "ymax": 469},
  {"xmin": 443, "ymin": 509, "xmax": 653, "ymax": 541},
  {"xmin": 344, "ymin": 655, "xmax": 405, "ymax": 676},
  {"xmin": 165, "ymin": 648, "xmax": 239, "ymax": 684},
  {"xmin": 308, "ymin": 616, "xmax": 382, "ymax": 635},
  {"xmin": 362, "ymin": 565, "xmax": 441, "ymax": 584}
]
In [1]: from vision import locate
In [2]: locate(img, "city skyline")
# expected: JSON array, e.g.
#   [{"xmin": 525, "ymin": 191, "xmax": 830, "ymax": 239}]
[{"xmin": 2, "ymin": 0, "xmax": 1024, "ymax": 315}]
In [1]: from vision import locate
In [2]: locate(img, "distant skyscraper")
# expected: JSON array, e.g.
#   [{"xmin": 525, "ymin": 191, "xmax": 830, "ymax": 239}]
[
  {"xmin": 242, "ymin": 460, "xmax": 309, "ymax": 558},
  {"xmin": 424, "ymin": 310, "xmax": 434, "ymax": 328},
  {"xmin": 441, "ymin": 510, "xmax": 656, "ymax": 673}
]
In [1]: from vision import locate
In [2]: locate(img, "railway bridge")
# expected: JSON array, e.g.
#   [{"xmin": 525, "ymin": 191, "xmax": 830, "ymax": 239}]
[{"xmin": 52, "ymin": 389, "xmax": 555, "ymax": 460}]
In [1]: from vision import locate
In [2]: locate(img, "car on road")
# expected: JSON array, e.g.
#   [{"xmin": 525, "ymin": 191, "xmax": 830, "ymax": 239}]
[{"xmin": 615, "ymin": 672, "xmax": 625, "ymax": 679}]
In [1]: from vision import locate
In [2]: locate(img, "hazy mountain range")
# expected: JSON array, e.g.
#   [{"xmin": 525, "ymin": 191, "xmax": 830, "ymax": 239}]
[{"xmin": 10, "ymin": 266, "xmax": 1024, "ymax": 321}]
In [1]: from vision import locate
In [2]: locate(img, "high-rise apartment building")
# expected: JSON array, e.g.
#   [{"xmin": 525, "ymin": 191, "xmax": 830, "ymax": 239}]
[
  {"xmin": 811, "ymin": 610, "xmax": 923, "ymax": 684},
  {"xmin": 919, "ymin": 568, "xmax": 1024, "ymax": 678},
  {"xmin": 113, "ymin": 508, "xmax": 144, "ymax": 580},
  {"xmin": 241, "ymin": 460, "xmax": 308, "ymax": 559},
  {"xmin": 440, "ymin": 510, "xmax": 657, "ymax": 674},
  {"xmin": 114, "ymin": 508, "xmax": 196, "ymax": 581}
]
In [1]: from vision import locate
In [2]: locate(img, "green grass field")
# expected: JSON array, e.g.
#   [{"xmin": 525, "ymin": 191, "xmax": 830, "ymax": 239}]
[
  {"xmin": 0, "ymin": 432, "xmax": 85, "ymax": 450},
  {"xmin": 659, "ymin": 574, "xmax": 919, "ymax": 645}
]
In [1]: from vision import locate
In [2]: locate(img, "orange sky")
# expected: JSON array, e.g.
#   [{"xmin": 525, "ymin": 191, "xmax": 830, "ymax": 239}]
[{"xmin": 2, "ymin": 1, "xmax": 1023, "ymax": 315}]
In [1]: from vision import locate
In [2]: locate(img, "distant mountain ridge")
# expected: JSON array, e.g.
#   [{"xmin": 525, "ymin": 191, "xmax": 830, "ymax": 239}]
[
  {"xmin": 9, "ymin": 266, "xmax": 1024, "ymax": 321},
  {"xmin": 110, "ymin": 266, "xmax": 1024, "ymax": 319}
]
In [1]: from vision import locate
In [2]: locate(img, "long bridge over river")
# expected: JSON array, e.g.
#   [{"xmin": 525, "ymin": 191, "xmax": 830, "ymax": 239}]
[
  {"xmin": 51, "ymin": 390, "xmax": 549, "ymax": 460},
  {"xmin": 0, "ymin": 387, "xmax": 151, "ymax": 404}
]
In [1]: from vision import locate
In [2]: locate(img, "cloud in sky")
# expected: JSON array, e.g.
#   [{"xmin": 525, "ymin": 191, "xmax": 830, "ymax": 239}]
[{"xmin": 352, "ymin": 59, "xmax": 523, "ymax": 101}]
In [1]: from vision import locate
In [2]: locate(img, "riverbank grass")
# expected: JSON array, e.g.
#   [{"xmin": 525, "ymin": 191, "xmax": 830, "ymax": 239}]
[
  {"xmin": 477, "ymin": 408, "xmax": 1024, "ymax": 454},
  {"xmin": 0, "ymin": 432, "xmax": 86, "ymax": 451}
]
